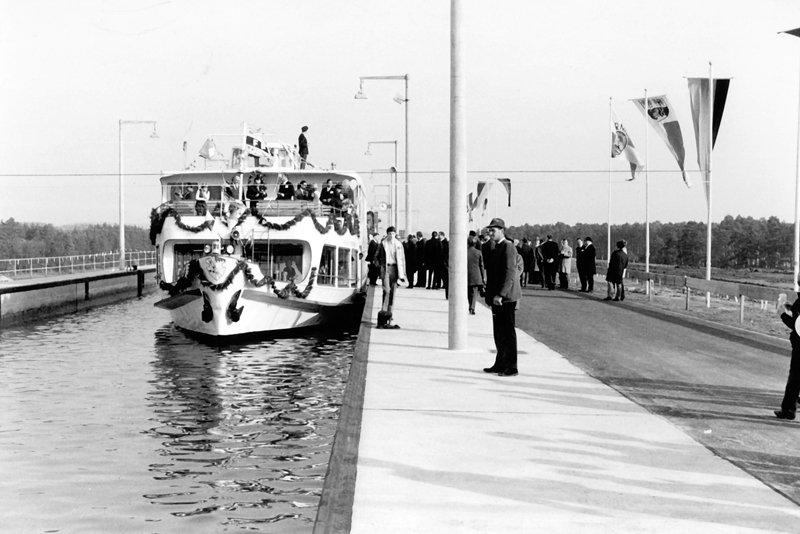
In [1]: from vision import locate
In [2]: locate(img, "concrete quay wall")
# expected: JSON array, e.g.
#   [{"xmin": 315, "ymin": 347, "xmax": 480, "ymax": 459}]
[{"xmin": 0, "ymin": 267, "xmax": 158, "ymax": 327}]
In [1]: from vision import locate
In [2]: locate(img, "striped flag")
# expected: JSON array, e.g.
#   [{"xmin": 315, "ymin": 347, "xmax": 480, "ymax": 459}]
[
  {"xmin": 632, "ymin": 95, "xmax": 690, "ymax": 187},
  {"xmin": 610, "ymin": 108, "xmax": 644, "ymax": 180},
  {"xmin": 497, "ymin": 178, "xmax": 511, "ymax": 207}
]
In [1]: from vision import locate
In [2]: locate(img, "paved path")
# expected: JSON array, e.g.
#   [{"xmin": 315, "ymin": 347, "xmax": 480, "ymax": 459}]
[
  {"xmin": 515, "ymin": 285, "xmax": 800, "ymax": 506},
  {"xmin": 347, "ymin": 286, "xmax": 800, "ymax": 533}
]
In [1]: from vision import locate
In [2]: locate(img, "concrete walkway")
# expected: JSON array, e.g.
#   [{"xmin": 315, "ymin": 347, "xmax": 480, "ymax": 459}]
[{"xmin": 348, "ymin": 286, "xmax": 800, "ymax": 533}]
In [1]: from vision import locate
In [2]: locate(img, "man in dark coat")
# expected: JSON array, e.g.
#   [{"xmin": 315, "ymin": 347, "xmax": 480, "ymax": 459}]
[
  {"xmin": 404, "ymin": 234, "xmax": 417, "ymax": 288},
  {"xmin": 580, "ymin": 236, "xmax": 597, "ymax": 292},
  {"xmin": 482, "ymin": 218, "xmax": 522, "ymax": 377},
  {"xmin": 439, "ymin": 231, "xmax": 449, "ymax": 296},
  {"xmin": 298, "ymin": 126, "xmax": 309, "ymax": 169},
  {"xmin": 415, "ymin": 231, "xmax": 427, "ymax": 287},
  {"xmin": 520, "ymin": 238, "xmax": 534, "ymax": 288},
  {"xmin": 425, "ymin": 231, "xmax": 442, "ymax": 289},
  {"xmin": 467, "ymin": 236, "xmax": 486, "ymax": 314},
  {"xmin": 605, "ymin": 239, "xmax": 628, "ymax": 301},
  {"xmin": 575, "ymin": 238, "xmax": 585, "ymax": 291},
  {"xmin": 480, "ymin": 228, "xmax": 495, "ymax": 283},
  {"xmin": 366, "ymin": 232, "xmax": 380, "ymax": 286},
  {"xmin": 540, "ymin": 234, "xmax": 560, "ymax": 291},
  {"xmin": 775, "ymin": 290, "xmax": 800, "ymax": 420}
]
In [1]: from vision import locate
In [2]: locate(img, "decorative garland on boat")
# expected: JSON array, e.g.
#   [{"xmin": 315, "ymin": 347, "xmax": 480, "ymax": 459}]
[
  {"xmin": 159, "ymin": 259, "xmax": 318, "ymax": 299},
  {"xmin": 149, "ymin": 205, "xmax": 360, "ymax": 245},
  {"xmin": 149, "ymin": 207, "xmax": 215, "ymax": 245},
  {"xmin": 256, "ymin": 208, "xmax": 360, "ymax": 238}
]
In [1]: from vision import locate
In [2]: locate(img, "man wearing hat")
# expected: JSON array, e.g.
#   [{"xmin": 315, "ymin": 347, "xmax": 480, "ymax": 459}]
[
  {"xmin": 298, "ymin": 126, "xmax": 309, "ymax": 169},
  {"xmin": 376, "ymin": 226, "xmax": 406, "ymax": 329},
  {"xmin": 483, "ymin": 218, "xmax": 522, "ymax": 376}
]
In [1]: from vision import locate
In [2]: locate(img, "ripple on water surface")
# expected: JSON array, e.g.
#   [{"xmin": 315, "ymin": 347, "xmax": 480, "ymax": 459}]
[{"xmin": 0, "ymin": 295, "xmax": 356, "ymax": 533}]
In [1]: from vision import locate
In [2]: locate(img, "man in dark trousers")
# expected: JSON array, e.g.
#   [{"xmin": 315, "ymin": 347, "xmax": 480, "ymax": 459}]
[
  {"xmin": 540, "ymin": 234, "xmax": 560, "ymax": 291},
  {"xmin": 415, "ymin": 231, "xmax": 427, "ymax": 287},
  {"xmin": 425, "ymin": 231, "xmax": 442, "ymax": 289},
  {"xmin": 482, "ymin": 218, "xmax": 521, "ymax": 377},
  {"xmin": 366, "ymin": 232, "xmax": 380, "ymax": 286},
  {"xmin": 298, "ymin": 126, "xmax": 309, "ymax": 169},
  {"xmin": 404, "ymin": 234, "xmax": 417, "ymax": 288},
  {"xmin": 580, "ymin": 236, "xmax": 597, "ymax": 292},
  {"xmin": 775, "ymin": 290, "xmax": 800, "ymax": 420},
  {"xmin": 575, "ymin": 238, "xmax": 585, "ymax": 291},
  {"xmin": 605, "ymin": 240, "xmax": 628, "ymax": 301}
]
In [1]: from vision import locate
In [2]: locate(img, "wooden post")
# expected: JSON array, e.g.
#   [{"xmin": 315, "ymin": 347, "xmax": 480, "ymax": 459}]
[{"xmin": 686, "ymin": 287, "xmax": 690, "ymax": 311}]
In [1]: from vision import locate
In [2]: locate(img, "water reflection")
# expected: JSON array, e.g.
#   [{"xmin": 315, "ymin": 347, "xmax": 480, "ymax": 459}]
[{"xmin": 145, "ymin": 326, "xmax": 354, "ymax": 531}]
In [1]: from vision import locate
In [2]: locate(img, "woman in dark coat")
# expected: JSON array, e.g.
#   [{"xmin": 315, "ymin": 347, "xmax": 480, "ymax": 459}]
[
  {"xmin": 605, "ymin": 239, "xmax": 628, "ymax": 301},
  {"xmin": 467, "ymin": 236, "xmax": 486, "ymax": 314}
]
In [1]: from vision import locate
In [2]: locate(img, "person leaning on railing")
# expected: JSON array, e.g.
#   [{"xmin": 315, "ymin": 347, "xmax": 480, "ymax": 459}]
[{"xmin": 195, "ymin": 184, "xmax": 210, "ymax": 215}]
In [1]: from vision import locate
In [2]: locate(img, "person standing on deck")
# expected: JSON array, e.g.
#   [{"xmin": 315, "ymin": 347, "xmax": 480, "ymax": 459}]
[{"xmin": 298, "ymin": 126, "xmax": 309, "ymax": 169}]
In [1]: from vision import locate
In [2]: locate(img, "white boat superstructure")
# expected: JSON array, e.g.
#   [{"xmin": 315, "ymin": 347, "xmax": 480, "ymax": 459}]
[{"xmin": 151, "ymin": 127, "xmax": 367, "ymax": 337}]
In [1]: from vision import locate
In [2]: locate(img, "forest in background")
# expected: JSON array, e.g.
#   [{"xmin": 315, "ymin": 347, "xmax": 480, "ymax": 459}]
[
  {"xmin": 0, "ymin": 218, "xmax": 152, "ymax": 259},
  {"xmin": 509, "ymin": 215, "xmax": 792, "ymax": 269},
  {"xmin": 0, "ymin": 214, "xmax": 794, "ymax": 271}
]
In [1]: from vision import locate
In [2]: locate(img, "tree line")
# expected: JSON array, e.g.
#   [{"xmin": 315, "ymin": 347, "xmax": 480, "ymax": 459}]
[
  {"xmin": 0, "ymin": 218, "xmax": 153, "ymax": 259},
  {"xmin": 508, "ymin": 215, "xmax": 793, "ymax": 269}
]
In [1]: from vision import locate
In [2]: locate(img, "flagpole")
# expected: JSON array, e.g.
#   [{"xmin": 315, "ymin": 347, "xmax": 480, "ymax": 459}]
[
  {"xmin": 795, "ymin": 48, "xmax": 800, "ymax": 292},
  {"xmin": 706, "ymin": 62, "xmax": 714, "ymax": 307},
  {"xmin": 645, "ymin": 89, "xmax": 650, "ymax": 280},
  {"xmin": 608, "ymin": 97, "xmax": 613, "ymax": 261}
]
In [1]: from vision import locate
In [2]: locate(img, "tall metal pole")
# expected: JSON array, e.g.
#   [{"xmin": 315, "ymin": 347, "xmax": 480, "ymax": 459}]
[
  {"xmin": 644, "ymin": 89, "xmax": 650, "ymax": 277},
  {"xmin": 794, "ymin": 51, "xmax": 800, "ymax": 292},
  {"xmin": 119, "ymin": 121, "xmax": 125, "ymax": 271},
  {"xmin": 404, "ymin": 75, "xmax": 410, "ymax": 234},
  {"xmin": 448, "ymin": 0, "xmax": 467, "ymax": 350},
  {"xmin": 706, "ymin": 62, "xmax": 714, "ymax": 306},
  {"xmin": 607, "ymin": 97, "xmax": 612, "ymax": 261}
]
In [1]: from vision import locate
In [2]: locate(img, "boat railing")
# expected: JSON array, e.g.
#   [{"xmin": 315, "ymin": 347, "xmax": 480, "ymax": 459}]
[{"xmin": 165, "ymin": 200, "xmax": 353, "ymax": 219}]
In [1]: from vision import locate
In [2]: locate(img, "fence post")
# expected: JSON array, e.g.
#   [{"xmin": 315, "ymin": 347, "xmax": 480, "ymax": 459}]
[
  {"xmin": 685, "ymin": 277, "xmax": 690, "ymax": 311},
  {"xmin": 648, "ymin": 278, "xmax": 653, "ymax": 302},
  {"xmin": 739, "ymin": 294, "xmax": 745, "ymax": 324}
]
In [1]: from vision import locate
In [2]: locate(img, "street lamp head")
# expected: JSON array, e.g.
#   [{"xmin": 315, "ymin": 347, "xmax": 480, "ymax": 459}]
[
  {"xmin": 150, "ymin": 124, "xmax": 159, "ymax": 138},
  {"xmin": 354, "ymin": 90, "xmax": 368, "ymax": 100},
  {"xmin": 393, "ymin": 94, "xmax": 406, "ymax": 105},
  {"xmin": 364, "ymin": 149, "xmax": 372, "ymax": 156}
]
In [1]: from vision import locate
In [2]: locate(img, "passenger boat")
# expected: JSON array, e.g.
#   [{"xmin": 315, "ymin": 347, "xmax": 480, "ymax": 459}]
[{"xmin": 150, "ymin": 126, "xmax": 368, "ymax": 337}]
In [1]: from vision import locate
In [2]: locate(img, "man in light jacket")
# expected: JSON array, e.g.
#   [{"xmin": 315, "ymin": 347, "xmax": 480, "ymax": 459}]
[{"xmin": 376, "ymin": 226, "xmax": 406, "ymax": 329}]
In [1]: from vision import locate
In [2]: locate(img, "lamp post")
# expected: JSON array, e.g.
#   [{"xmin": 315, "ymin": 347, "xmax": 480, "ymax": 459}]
[
  {"xmin": 365, "ymin": 141, "xmax": 398, "ymax": 230},
  {"xmin": 355, "ymin": 74, "xmax": 410, "ymax": 234},
  {"xmin": 119, "ymin": 120, "xmax": 158, "ymax": 271}
]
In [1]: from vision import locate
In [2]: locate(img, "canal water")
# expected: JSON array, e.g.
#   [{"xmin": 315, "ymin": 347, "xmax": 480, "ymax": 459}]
[{"xmin": 0, "ymin": 294, "xmax": 356, "ymax": 533}]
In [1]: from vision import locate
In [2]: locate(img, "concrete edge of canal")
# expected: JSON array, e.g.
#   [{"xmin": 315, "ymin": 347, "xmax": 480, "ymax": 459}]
[
  {"xmin": 0, "ymin": 267, "xmax": 159, "ymax": 327},
  {"xmin": 313, "ymin": 285, "xmax": 375, "ymax": 534}
]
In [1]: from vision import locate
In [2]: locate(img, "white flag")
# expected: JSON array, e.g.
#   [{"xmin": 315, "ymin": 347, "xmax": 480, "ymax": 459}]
[
  {"xmin": 610, "ymin": 108, "xmax": 644, "ymax": 181},
  {"xmin": 199, "ymin": 139, "xmax": 217, "ymax": 160},
  {"xmin": 632, "ymin": 95, "xmax": 690, "ymax": 187}
]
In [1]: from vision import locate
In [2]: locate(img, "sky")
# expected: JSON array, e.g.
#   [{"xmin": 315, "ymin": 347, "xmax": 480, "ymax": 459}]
[{"xmin": 2, "ymin": 0, "xmax": 800, "ymax": 234}]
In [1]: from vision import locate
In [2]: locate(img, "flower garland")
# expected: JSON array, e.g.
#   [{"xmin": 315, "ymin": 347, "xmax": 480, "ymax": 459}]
[
  {"xmin": 256, "ymin": 208, "xmax": 360, "ymax": 238},
  {"xmin": 149, "ymin": 207, "xmax": 215, "ymax": 245},
  {"xmin": 150, "ymin": 205, "xmax": 360, "ymax": 244},
  {"xmin": 160, "ymin": 259, "xmax": 318, "ymax": 300}
]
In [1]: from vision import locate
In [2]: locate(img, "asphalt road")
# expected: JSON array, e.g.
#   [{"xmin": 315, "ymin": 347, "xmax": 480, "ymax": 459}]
[{"xmin": 514, "ymin": 284, "xmax": 800, "ymax": 505}]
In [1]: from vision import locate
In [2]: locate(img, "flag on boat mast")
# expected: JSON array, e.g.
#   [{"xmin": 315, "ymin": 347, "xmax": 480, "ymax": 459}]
[
  {"xmin": 687, "ymin": 77, "xmax": 731, "ymax": 203},
  {"xmin": 610, "ymin": 107, "xmax": 644, "ymax": 180},
  {"xmin": 631, "ymin": 94, "xmax": 690, "ymax": 187}
]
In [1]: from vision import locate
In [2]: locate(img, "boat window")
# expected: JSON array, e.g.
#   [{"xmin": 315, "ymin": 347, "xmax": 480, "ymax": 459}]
[
  {"xmin": 253, "ymin": 242, "xmax": 305, "ymax": 283},
  {"xmin": 318, "ymin": 245, "xmax": 336, "ymax": 286},
  {"xmin": 173, "ymin": 243, "xmax": 213, "ymax": 279}
]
